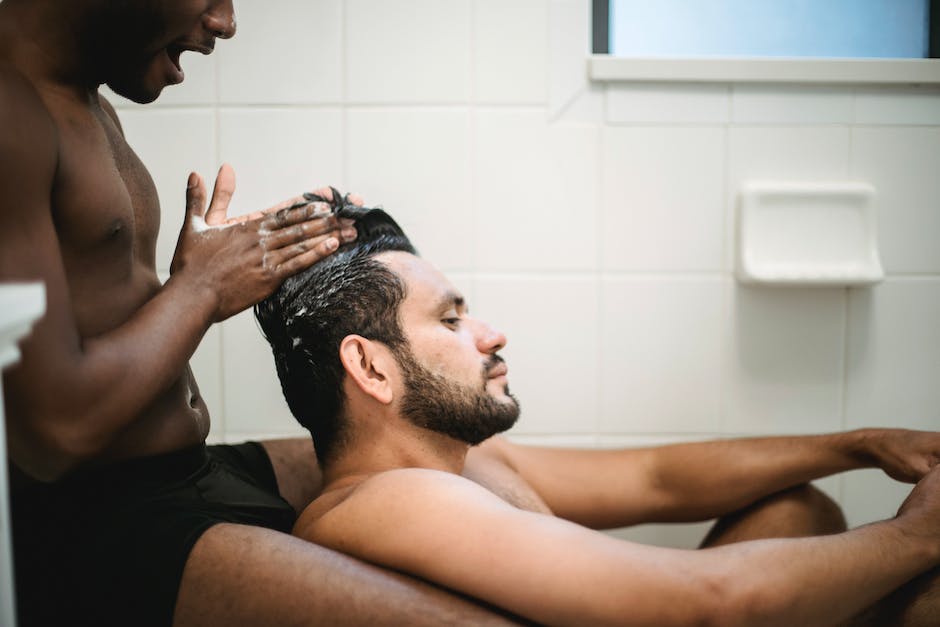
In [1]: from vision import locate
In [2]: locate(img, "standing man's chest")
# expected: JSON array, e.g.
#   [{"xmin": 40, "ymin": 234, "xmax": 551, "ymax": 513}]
[
  {"xmin": 48, "ymin": 97, "xmax": 160, "ymax": 257},
  {"xmin": 40, "ymin": 90, "xmax": 165, "ymax": 331}
]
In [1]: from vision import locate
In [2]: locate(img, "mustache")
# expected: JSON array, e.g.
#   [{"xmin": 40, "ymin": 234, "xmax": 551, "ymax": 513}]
[{"xmin": 483, "ymin": 354, "xmax": 505, "ymax": 377}]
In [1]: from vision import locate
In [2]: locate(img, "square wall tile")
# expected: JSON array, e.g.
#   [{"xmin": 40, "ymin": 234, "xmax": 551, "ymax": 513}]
[
  {"xmin": 218, "ymin": 0, "xmax": 342, "ymax": 104},
  {"xmin": 473, "ymin": 110, "xmax": 598, "ymax": 272},
  {"xmin": 474, "ymin": 277, "xmax": 599, "ymax": 435},
  {"xmin": 726, "ymin": 126, "xmax": 851, "ymax": 271},
  {"xmin": 555, "ymin": 84, "xmax": 605, "ymax": 124},
  {"xmin": 599, "ymin": 278, "xmax": 724, "ymax": 434},
  {"xmin": 602, "ymin": 127, "xmax": 725, "ymax": 272},
  {"xmin": 119, "ymin": 109, "xmax": 217, "ymax": 273},
  {"xmin": 219, "ymin": 108, "xmax": 344, "ymax": 217},
  {"xmin": 731, "ymin": 85, "xmax": 854, "ymax": 125},
  {"xmin": 722, "ymin": 284, "xmax": 845, "ymax": 435},
  {"xmin": 346, "ymin": 0, "xmax": 471, "ymax": 103},
  {"xmin": 854, "ymin": 87, "xmax": 940, "ymax": 125},
  {"xmin": 347, "ymin": 108, "xmax": 472, "ymax": 270},
  {"xmin": 473, "ymin": 0, "xmax": 548, "ymax": 104},
  {"xmin": 851, "ymin": 127, "xmax": 940, "ymax": 274},
  {"xmin": 845, "ymin": 280, "xmax": 940, "ymax": 432},
  {"xmin": 727, "ymin": 126, "xmax": 851, "ymax": 183},
  {"xmin": 548, "ymin": 0, "xmax": 593, "ymax": 117},
  {"xmin": 606, "ymin": 83, "xmax": 730, "ymax": 124},
  {"xmin": 221, "ymin": 309, "xmax": 305, "ymax": 436}
]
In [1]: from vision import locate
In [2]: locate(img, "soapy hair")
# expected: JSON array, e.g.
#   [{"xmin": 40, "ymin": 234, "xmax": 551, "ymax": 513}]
[{"xmin": 254, "ymin": 191, "xmax": 416, "ymax": 465}]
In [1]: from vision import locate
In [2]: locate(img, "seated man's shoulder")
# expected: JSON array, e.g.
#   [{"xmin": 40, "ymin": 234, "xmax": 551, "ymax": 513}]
[{"xmin": 296, "ymin": 468, "xmax": 503, "ymax": 543}]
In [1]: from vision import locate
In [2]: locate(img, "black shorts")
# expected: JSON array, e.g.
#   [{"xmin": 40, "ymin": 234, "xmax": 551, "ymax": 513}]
[{"xmin": 10, "ymin": 442, "xmax": 297, "ymax": 627}]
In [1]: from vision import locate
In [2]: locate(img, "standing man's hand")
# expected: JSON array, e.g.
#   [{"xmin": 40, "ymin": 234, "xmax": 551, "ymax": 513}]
[
  {"xmin": 857, "ymin": 428, "xmax": 940, "ymax": 483},
  {"xmin": 170, "ymin": 164, "xmax": 357, "ymax": 321}
]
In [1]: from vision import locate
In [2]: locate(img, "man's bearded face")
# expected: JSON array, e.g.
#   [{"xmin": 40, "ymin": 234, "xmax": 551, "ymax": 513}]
[{"xmin": 396, "ymin": 348, "xmax": 520, "ymax": 445}]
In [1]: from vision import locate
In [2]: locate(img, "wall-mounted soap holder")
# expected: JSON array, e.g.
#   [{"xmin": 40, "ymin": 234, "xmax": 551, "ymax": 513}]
[{"xmin": 736, "ymin": 181, "xmax": 884, "ymax": 286}]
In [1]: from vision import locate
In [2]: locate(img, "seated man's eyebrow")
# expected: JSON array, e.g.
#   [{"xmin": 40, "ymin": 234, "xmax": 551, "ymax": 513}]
[{"xmin": 437, "ymin": 292, "xmax": 466, "ymax": 314}]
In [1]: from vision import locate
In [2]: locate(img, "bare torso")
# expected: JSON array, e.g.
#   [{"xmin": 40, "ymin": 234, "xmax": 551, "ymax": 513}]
[
  {"xmin": 49, "ymin": 85, "xmax": 208, "ymax": 462},
  {"xmin": 4, "ymin": 58, "xmax": 208, "ymax": 468}
]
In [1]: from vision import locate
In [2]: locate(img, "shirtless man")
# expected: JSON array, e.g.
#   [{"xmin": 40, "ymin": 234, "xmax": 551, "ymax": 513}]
[
  {"xmin": 0, "ymin": 1, "xmax": 520, "ymax": 625},
  {"xmin": 255, "ymin": 204, "xmax": 940, "ymax": 627}
]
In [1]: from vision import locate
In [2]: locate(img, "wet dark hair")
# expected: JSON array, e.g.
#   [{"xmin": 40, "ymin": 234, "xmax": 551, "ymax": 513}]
[{"xmin": 254, "ymin": 190, "xmax": 417, "ymax": 466}]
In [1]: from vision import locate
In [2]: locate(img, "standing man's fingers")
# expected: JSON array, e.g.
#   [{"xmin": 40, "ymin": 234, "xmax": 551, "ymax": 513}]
[
  {"xmin": 261, "ymin": 216, "xmax": 338, "ymax": 250},
  {"xmin": 267, "ymin": 235, "xmax": 342, "ymax": 278},
  {"xmin": 258, "ymin": 203, "xmax": 332, "ymax": 233},
  {"xmin": 205, "ymin": 163, "xmax": 237, "ymax": 226},
  {"xmin": 308, "ymin": 187, "xmax": 335, "ymax": 202},
  {"xmin": 186, "ymin": 172, "xmax": 208, "ymax": 220}
]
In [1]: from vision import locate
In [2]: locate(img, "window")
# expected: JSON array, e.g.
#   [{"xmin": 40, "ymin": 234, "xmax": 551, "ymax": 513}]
[{"xmin": 594, "ymin": 0, "xmax": 938, "ymax": 59}]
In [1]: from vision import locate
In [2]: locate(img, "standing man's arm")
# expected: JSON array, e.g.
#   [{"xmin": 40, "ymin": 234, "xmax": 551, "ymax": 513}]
[
  {"xmin": 0, "ymin": 73, "xmax": 345, "ymax": 480},
  {"xmin": 480, "ymin": 428, "xmax": 940, "ymax": 528}
]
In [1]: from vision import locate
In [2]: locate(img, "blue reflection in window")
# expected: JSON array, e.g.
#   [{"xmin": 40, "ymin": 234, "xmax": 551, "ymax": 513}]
[{"xmin": 610, "ymin": 0, "xmax": 930, "ymax": 58}]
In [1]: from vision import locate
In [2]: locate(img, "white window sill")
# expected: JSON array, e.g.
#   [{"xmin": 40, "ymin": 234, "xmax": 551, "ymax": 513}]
[{"xmin": 589, "ymin": 56, "xmax": 940, "ymax": 86}]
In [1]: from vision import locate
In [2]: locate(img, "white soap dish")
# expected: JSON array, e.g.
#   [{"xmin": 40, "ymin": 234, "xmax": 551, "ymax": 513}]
[{"xmin": 736, "ymin": 181, "xmax": 884, "ymax": 286}]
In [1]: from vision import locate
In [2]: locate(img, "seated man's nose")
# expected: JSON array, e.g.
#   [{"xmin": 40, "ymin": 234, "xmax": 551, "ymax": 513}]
[{"xmin": 477, "ymin": 325, "xmax": 507, "ymax": 353}]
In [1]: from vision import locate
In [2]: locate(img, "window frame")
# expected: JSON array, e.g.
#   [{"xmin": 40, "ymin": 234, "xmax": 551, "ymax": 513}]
[{"xmin": 591, "ymin": 0, "xmax": 940, "ymax": 85}]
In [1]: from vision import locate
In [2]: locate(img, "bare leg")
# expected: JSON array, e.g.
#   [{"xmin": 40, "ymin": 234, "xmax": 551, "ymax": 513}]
[
  {"xmin": 842, "ymin": 566, "xmax": 940, "ymax": 627},
  {"xmin": 260, "ymin": 438, "xmax": 323, "ymax": 513},
  {"xmin": 700, "ymin": 483, "xmax": 847, "ymax": 548},
  {"xmin": 700, "ymin": 484, "xmax": 940, "ymax": 626},
  {"xmin": 173, "ymin": 523, "xmax": 524, "ymax": 626}
]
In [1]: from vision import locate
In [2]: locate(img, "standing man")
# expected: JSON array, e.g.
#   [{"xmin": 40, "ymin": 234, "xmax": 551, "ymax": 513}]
[{"xmin": 0, "ymin": 1, "xmax": 518, "ymax": 625}]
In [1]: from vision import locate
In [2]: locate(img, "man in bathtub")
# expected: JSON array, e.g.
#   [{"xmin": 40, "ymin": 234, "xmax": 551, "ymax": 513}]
[
  {"xmin": 0, "ymin": 1, "xmax": 522, "ymax": 626},
  {"xmin": 255, "ymin": 200, "xmax": 940, "ymax": 627}
]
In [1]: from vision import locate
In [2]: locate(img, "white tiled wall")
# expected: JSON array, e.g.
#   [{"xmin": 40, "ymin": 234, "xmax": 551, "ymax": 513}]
[{"xmin": 108, "ymin": 0, "xmax": 940, "ymax": 546}]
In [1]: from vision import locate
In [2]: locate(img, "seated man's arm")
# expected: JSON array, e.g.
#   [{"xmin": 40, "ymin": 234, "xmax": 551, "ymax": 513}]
[
  {"xmin": 475, "ymin": 428, "xmax": 940, "ymax": 528},
  {"xmin": 296, "ymin": 466, "xmax": 940, "ymax": 627}
]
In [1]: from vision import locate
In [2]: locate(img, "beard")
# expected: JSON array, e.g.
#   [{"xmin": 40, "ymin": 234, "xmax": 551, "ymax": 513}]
[{"xmin": 396, "ymin": 349, "xmax": 520, "ymax": 445}]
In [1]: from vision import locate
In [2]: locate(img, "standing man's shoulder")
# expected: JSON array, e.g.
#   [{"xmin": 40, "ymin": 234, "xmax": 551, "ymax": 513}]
[{"xmin": 0, "ymin": 64, "xmax": 58, "ymax": 177}]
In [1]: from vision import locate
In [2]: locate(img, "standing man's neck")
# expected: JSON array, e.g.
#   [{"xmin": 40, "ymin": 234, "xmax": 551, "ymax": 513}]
[{"xmin": 0, "ymin": 0, "xmax": 101, "ymax": 95}]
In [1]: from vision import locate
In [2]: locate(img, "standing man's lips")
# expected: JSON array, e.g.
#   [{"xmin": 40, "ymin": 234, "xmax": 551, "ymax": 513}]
[
  {"xmin": 174, "ymin": 41, "xmax": 215, "ymax": 55},
  {"xmin": 164, "ymin": 41, "xmax": 216, "ymax": 84}
]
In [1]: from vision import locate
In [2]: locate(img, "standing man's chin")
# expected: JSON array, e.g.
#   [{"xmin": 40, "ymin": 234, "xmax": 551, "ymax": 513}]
[{"xmin": 105, "ymin": 79, "xmax": 164, "ymax": 105}]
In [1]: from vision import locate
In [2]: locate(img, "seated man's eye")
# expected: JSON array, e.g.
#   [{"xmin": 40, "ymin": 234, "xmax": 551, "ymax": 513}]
[{"xmin": 442, "ymin": 318, "xmax": 460, "ymax": 327}]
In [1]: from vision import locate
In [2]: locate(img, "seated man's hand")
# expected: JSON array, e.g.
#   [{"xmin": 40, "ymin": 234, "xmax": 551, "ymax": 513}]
[
  {"xmin": 860, "ymin": 428, "xmax": 940, "ymax": 484},
  {"xmin": 169, "ymin": 165, "xmax": 358, "ymax": 321},
  {"xmin": 894, "ymin": 463, "xmax": 940, "ymax": 550}
]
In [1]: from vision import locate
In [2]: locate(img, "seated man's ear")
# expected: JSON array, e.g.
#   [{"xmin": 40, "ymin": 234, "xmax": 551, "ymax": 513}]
[{"xmin": 339, "ymin": 335, "xmax": 395, "ymax": 405}]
